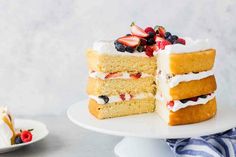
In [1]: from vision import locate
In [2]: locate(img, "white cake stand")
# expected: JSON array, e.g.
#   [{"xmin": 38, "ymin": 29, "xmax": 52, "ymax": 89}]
[{"xmin": 67, "ymin": 100, "xmax": 236, "ymax": 157}]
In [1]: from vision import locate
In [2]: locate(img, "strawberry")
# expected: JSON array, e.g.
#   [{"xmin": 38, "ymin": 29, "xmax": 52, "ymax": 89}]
[
  {"xmin": 167, "ymin": 101, "xmax": 174, "ymax": 107},
  {"xmin": 105, "ymin": 72, "xmax": 122, "ymax": 79},
  {"xmin": 144, "ymin": 27, "xmax": 155, "ymax": 34},
  {"xmin": 159, "ymin": 40, "xmax": 171, "ymax": 50},
  {"xmin": 130, "ymin": 73, "xmax": 142, "ymax": 79},
  {"xmin": 117, "ymin": 35, "xmax": 140, "ymax": 47},
  {"xmin": 130, "ymin": 22, "xmax": 148, "ymax": 38},
  {"xmin": 20, "ymin": 130, "xmax": 33, "ymax": 143},
  {"xmin": 120, "ymin": 94, "xmax": 126, "ymax": 101},
  {"xmin": 175, "ymin": 38, "xmax": 186, "ymax": 45},
  {"xmin": 158, "ymin": 26, "xmax": 166, "ymax": 37},
  {"xmin": 155, "ymin": 36, "xmax": 164, "ymax": 42},
  {"xmin": 145, "ymin": 46, "xmax": 154, "ymax": 57}
]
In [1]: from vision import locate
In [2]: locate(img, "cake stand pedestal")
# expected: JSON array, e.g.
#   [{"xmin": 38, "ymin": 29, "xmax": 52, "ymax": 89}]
[{"xmin": 67, "ymin": 100, "xmax": 236, "ymax": 157}]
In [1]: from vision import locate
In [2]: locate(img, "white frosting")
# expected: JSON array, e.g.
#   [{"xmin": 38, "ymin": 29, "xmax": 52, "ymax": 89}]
[
  {"xmin": 89, "ymin": 71, "xmax": 152, "ymax": 80},
  {"xmin": 156, "ymin": 93, "xmax": 215, "ymax": 112},
  {"xmin": 93, "ymin": 40, "xmax": 148, "ymax": 57},
  {"xmin": 158, "ymin": 70, "xmax": 214, "ymax": 88},
  {"xmin": 0, "ymin": 107, "xmax": 14, "ymax": 148},
  {"xmin": 156, "ymin": 37, "xmax": 210, "ymax": 54},
  {"xmin": 89, "ymin": 93, "xmax": 154, "ymax": 105}
]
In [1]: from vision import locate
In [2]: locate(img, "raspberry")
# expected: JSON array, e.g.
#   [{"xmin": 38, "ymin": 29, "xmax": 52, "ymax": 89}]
[{"xmin": 20, "ymin": 130, "xmax": 33, "ymax": 143}]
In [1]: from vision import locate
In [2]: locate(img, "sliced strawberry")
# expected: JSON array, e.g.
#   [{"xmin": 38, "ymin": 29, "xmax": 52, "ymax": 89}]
[
  {"xmin": 158, "ymin": 26, "xmax": 166, "ymax": 37},
  {"xmin": 167, "ymin": 101, "xmax": 174, "ymax": 107},
  {"xmin": 118, "ymin": 35, "xmax": 140, "ymax": 47},
  {"xmin": 150, "ymin": 44, "xmax": 159, "ymax": 51},
  {"xmin": 145, "ymin": 46, "xmax": 154, "ymax": 57},
  {"xmin": 105, "ymin": 72, "xmax": 122, "ymax": 79},
  {"xmin": 120, "ymin": 94, "xmax": 126, "ymax": 101},
  {"xmin": 130, "ymin": 73, "xmax": 142, "ymax": 79},
  {"xmin": 175, "ymin": 38, "xmax": 186, "ymax": 45},
  {"xmin": 144, "ymin": 27, "xmax": 155, "ymax": 34},
  {"xmin": 159, "ymin": 40, "xmax": 171, "ymax": 50},
  {"xmin": 130, "ymin": 22, "xmax": 148, "ymax": 38},
  {"xmin": 155, "ymin": 36, "xmax": 164, "ymax": 42},
  {"xmin": 190, "ymin": 97, "xmax": 198, "ymax": 102}
]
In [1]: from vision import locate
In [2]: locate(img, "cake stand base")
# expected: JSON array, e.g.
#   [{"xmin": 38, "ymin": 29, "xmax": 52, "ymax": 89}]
[{"xmin": 114, "ymin": 137, "xmax": 173, "ymax": 157}]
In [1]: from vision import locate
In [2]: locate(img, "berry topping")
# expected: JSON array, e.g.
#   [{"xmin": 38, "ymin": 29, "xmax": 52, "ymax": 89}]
[
  {"xmin": 20, "ymin": 130, "xmax": 33, "ymax": 143},
  {"xmin": 167, "ymin": 101, "xmax": 174, "ymax": 107},
  {"xmin": 15, "ymin": 135, "xmax": 23, "ymax": 144},
  {"xmin": 157, "ymin": 26, "xmax": 166, "ymax": 37},
  {"xmin": 120, "ymin": 94, "xmax": 126, "ymax": 101},
  {"xmin": 164, "ymin": 32, "xmax": 171, "ymax": 39},
  {"xmin": 147, "ymin": 38, "xmax": 156, "ymax": 45},
  {"xmin": 180, "ymin": 99, "xmax": 188, "ymax": 103},
  {"xmin": 140, "ymin": 38, "xmax": 147, "ymax": 46},
  {"xmin": 105, "ymin": 72, "xmax": 122, "ymax": 79},
  {"xmin": 130, "ymin": 73, "xmax": 142, "ymax": 79},
  {"xmin": 174, "ymin": 38, "xmax": 186, "ymax": 45},
  {"xmin": 137, "ymin": 45, "xmax": 145, "ymax": 52},
  {"xmin": 125, "ymin": 46, "xmax": 135, "ymax": 53},
  {"xmin": 145, "ymin": 46, "xmax": 154, "ymax": 57},
  {"xmin": 117, "ymin": 35, "xmax": 140, "ymax": 47},
  {"xmin": 130, "ymin": 22, "xmax": 148, "ymax": 38},
  {"xmin": 144, "ymin": 27, "xmax": 155, "ymax": 34},
  {"xmin": 114, "ymin": 41, "xmax": 126, "ymax": 52},
  {"xmin": 98, "ymin": 95, "xmax": 109, "ymax": 104},
  {"xmin": 159, "ymin": 40, "xmax": 171, "ymax": 50}
]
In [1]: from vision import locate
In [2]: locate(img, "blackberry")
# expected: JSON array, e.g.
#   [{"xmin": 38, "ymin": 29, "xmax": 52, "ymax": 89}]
[
  {"xmin": 15, "ymin": 136, "xmax": 23, "ymax": 144},
  {"xmin": 114, "ymin": 40, "xmax": 126, "ymax": 52},
  {"xmin": 125, "ymin": 46, "xmax": 135, "ymax": 53},
  {"xmin": 147, "ymin": 38, "xmax": 156, "ymax": 45},
  {"xmin": 98, "ymin": 95, "xmax": 109, "ymax": 104},
  {"xmin": 164, "ymin": 32, "xmax": 171, "ymax": 39},
  {"xmin": 137, "ymin": 45, "xmax": 145, "ymax": 52},
  {"xmin": 148, "ymin": 32, "xmax": 155, "ymax": 38}
]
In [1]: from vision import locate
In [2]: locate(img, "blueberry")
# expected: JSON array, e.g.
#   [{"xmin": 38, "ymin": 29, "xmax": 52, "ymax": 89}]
[
  {"xmin": 126, "ymin": 34, "xmax": 131, "ymax": 36},
  {"xmin": 199, "ymin": 95, "xmax": 207, "ymax": 99},
  {"xmin": 137, "ymin": 46, "xmax": 145, "ymax": 52},
  {"xmin": 171, "ymin": 35, "xmax": 178, "ymax": 41},
  {"xmin": 98, "ymin": 95, "xmax": 109, "ymax": 104},
  {"xmin": 180, "ymin": 99, "xmax": 189, "ymax": 103},
  {"xmin": 164, "ymin": 32, "xmax": 171, "ymax": 39},
  {"xmin": 114, "ymin": 40, "xmax": 126, "ymax": 52},
  {"xmin": 147, "ymin": 38, "xmax": 156, "ymax": 45},
  {"xmin": 125, "ymin": 46, "xmax": 135, "ymax": 53},
  {"xmin": 148, "ymin": 32, "xmax": 156, "ymax": 38},
  {"xmin": 15, "ymin": 136, "xmax": 23, "ymax": 144}
]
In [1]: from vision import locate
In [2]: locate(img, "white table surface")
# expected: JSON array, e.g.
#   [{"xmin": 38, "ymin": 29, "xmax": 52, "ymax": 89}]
[{"xmin": 1, "ymin": 115, "xmax": 122, "ymax": 157}]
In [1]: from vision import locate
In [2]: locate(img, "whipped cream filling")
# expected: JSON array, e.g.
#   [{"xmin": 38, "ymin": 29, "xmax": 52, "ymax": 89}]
[
  {"xmin": 93, "ymin": 40, "xmax": 148, "ymax": 57},
  {"xmin": 156, "ymin": 37, "xmax": 210, "ymax": 54},
  {"xmin": 89, "ymin": 71, "xmax": 152, "ymax": 80},
  {"xmin": 156, "ymin": 93, "xmax": 215, "ymax": 112},
  {"xmin": 89, "ymin": 93, "xmax": 154, "ymax": 105},
  {"xmin": 158, "ymin": 70, "xmax": 214, "ymax": 88},
  {"xmin": 0, "ymin": 107, "xmax": 14, "ymax": 148}
]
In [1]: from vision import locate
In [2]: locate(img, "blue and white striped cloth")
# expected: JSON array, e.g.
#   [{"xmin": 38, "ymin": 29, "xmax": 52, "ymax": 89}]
[{"xmin": 166, "ymin": 128, "xmax": 236, "ymax": 157}]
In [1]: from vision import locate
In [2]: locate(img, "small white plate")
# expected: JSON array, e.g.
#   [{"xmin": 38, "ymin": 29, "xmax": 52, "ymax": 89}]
[{"xmin": 0, "ymin": 119, "xmax": 49, "ymax": 153}]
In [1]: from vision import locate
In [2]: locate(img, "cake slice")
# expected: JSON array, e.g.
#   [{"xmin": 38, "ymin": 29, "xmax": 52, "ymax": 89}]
[
  {"xmin": 0, "ymin": 107, "xmax": 16, "ymax": 147},
  {"xmin": 87, "ymin": 36, "xmax": 157, "ymax": 119}
]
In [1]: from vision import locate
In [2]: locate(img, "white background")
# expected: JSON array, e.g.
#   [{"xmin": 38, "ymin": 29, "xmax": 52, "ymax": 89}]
[{"xmin": 0, "ymin": 0, "xmax": 235, "ymax": 115}]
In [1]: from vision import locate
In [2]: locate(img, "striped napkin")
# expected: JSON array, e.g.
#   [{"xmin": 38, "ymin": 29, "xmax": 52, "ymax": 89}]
[{"xmin": 166, "ymin": 128, "xmax": 236, "ymax": 157}]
